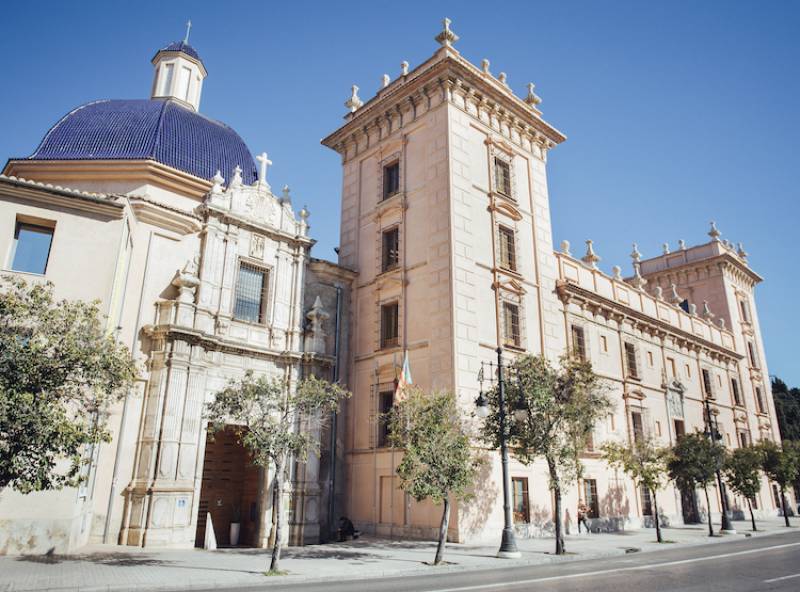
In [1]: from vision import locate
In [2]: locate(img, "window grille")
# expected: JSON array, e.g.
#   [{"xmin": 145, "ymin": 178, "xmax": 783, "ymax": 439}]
[
  {"xmin": 571, "ymin": 325, "xmax": 587, "ymax": 361},
  {"xmin": 382, "ymin": 227, "xmax": 400, "ymax": 272},
  {"xmin": 625, "ymin": 342, "xmax": 639, "ymax": 379},
  {"xmin": 234, "ymin": 262, "xmax": 268, "ymax": 323},
  {"xmin": 377, "ymin": 390, "xmax": 395, "ymax": 447},
  {"xmin": 383, "ymin": 161, "xmax": 400, "ymax": 199},
  {"xmin": 380, "ymin": 302, "xmax": 399, "ymax": 348},
  {"xmin": 498, "ymin": 225, "xmax": 517, "ymax": 271},
  {"xmin": 494, "ymin": 157, "xmax": 511, "ymax": 196},
  {"xmin": 502, "ymin": 301, "xmax": 521, "ymax": 348}
]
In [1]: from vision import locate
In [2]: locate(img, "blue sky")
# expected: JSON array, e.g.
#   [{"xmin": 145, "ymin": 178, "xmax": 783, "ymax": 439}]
[{"xmin": 1, "ymin": 1, "xmax": 798, "ymax": 385}]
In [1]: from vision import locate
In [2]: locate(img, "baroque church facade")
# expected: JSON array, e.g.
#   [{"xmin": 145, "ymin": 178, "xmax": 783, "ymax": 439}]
[{"xmin": 0, "ymin": 22, "xmax": 790, "ymax": 554}]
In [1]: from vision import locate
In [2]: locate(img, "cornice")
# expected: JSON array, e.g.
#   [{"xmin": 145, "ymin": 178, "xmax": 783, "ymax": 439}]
[
  {"xmin": 557, "ymin": 280, "xmax": 742, "ymax": 364},
  {"xmin": 128, "ymin": 196, "xmax": 202, "ymax": 235},
  {"xmin": 641, "ymin": 250, "xmax": 762, "ymax": 287},
  {"xmin": 201, "ymin": 204, "xmax": 315, "ymax": 249},
  {"xmin": 0, "ymin": 174, "xmax": 124, "ymax": 217}
]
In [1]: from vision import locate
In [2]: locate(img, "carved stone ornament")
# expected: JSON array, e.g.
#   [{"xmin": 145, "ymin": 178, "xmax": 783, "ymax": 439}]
[
  {"xmin": 435, "ymin": 17, "xmax": 459, "ymax": 47},
  {"xmin": 250, "ymin": 234, "xmax": 266, "ymax": 259}
]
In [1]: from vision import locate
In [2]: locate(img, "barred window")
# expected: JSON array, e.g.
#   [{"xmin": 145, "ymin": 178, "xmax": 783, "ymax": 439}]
[
  {"xmin": 502, "ymin": 301, "xmax": 521, "ymax": 348},
  {"xmin": 377, "ymin": 390, "xmax": 394, "ymax": 447},
  {"xmin": 755, "ymin": 386, "xmax": 767, "ymax": 414},
  {"xmin": 624, "ymin": 342, "xmax": 639, "ymax": 379},
  {"xmin": 381, "ymin": 227, "xmax": 400, "ymax": 272},
  {"xmin": 640, "ymin": 484, "xmax": 653, "ymax": 516},
  {"xmin": 233, "ymin": 262, "xmax": 269, "ymax": 323},
  {"xmin": 383, "ymin": 161, "xmax": 400, "ymax": 199},
  {"xmin": 702, "ymin": 369, "xmax": 714, "ymax": 398},
  {"xmin": 380, "ymin": 302, "xmax": 399, "ymax": 348},
  {"xmin": 498, "ymin": 225, "xmax": 517, "ymax": 271},
  {"xmin": 583, "ymin": 479, "xmax": 599, "ymax": 518},
  {"xmin": 571, "ymin": 325, "xmax": 587, "ymax": 361},
  {"xmin": 747, "ymin": 342, "xmax": 759, "ymax": 368},
  {"xmin": 494, "ymin": 157, "xmax": 511, "ymax": 196},
  {"xmin": 631, "ymin": 411, "xmax": 645, "ymax": 443},
  {"xmin": 731, "ymin": 378, "xmax": 743, "ymax": 407}
]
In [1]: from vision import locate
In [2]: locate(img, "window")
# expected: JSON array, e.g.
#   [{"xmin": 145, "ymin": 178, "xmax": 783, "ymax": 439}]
[
  {"xmin": 647, "ymin": 351, "xmax": 654, "ymax": 367},
  {"xmin": 772, "ymin": 484, "xmax": 782, "ymax": 509},
  {"xmin": 381, "ymin": 227, "xmax": 400, "ymax": 272},
  {"xmin": 383, "ymin": 161, "xmax": 400, "ymax": 199},
  {"xmin": 737, "ymin": 430, "xmax": 751, "ymax": 448},
  {"xmin": 502, "ymin": 302, "xmax": 521, "ymax": 348},
  {"xmin": 512, "ymin": 477, "xmax": 530, "ymax": 523},
  {"xmin": 583, "ymin": 479, "xmax": 599, "ymax": 518},
  {"xmin": 674, "ymin": 419, "xmax": 685, "ymax": 439},
  {"xmin": 731, "ymin": 378, "xmax": 743, "ymax": 407},
  {"xmin": 377, "ymin": 390, "xmax": 394, "ymax": 447},
  {"xmin": 571, "ymin": 325, "xmax": 587, "ymax": 361},
  {"xmin": 685, "ymin": 364, "xmax": 692, "ymax": 379},
  {"xmin": 655, "ymin": 421, "xmax": 662, "ymax": 437},
  {"xmin": 600, "ymin": 335, "xmax": 608, "ymax": 353},
  {"xmin": 159, "ymin": 63, "xmax": 174, "ymax": 95},
  {"xmin": 585, "ymin": 429, "xmax": 595, "ymax": 452},
  {"xmin": 178, "ymin": 65, "xmax": 192, "ymax": 101},
  {"xmin": 755, "ymin": 386, "xmax": 766, "ymax": 414},
  {"xmin": 640, "ymin": 484, "xmax": 653, "ymax": 516},
  {"xmin": 624, "ymin": 343, "xmax": 639, "ymax": 379},
  {"xmin": 233, "ymin": 262, "xmax": 269, "ymax": 323},
  {"xmin": 380, "ymin": 302, "xmax": 399, "ymax": 348},
  {"xmin": 10, "ymin": 221, "xmax": 54, "ymax": 274},
  {"xmin": 498, "ymin": 225, "xmax": 517, "ymax": 271},
  {"xmin": 667, "ymin": 357, "xmax": 677, "ymax": 378},
  {"xmin": 747, "ymin": 342, "xmax": 758, "ymax": 368},
  {"xmin": 702, "ymin": 369, "xmax": 714, "ymax": 398},
  {"xmin": 631, "ymin": 411, "xmax": 644, "ymax": 443},
  {"xmin": 494, "ymin": 157, "xmax": 511, "ymax": 196},
  {"xmin": 739, "ymin": 299, "xmax": 751, "ymax": 323}
]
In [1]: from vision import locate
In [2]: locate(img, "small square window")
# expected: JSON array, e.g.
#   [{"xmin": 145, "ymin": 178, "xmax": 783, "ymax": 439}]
[
  {"xmin": 380, "ymin": 302, "xmax": 399, "ymax": 348},
  {"xmin": 233, "ymin": 262, "xmax": 269, "ymax": 323},
  {"xmin": 381, "ymin": 227, "xmax": 400, "ymax": 272},
  {"xmin": 498, "ymin": 225, "xmax": 517, "ymax": 271},
  {"xmin": 383, "ymin": 161, "xmax": 400, "ymax": 199},
  {"xmin": 11, "ymin": 222, "xmax": 54, "ymax": 275},
  {"xmin": 502, "ymin": 302, "xmax": 521, "ymax": 348},
  {"xmin": 494, "ymin": 157, "xmax": 511, "ymax": 197}
]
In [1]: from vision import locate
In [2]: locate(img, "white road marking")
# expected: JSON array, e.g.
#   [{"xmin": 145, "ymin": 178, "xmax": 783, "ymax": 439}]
[
  {"xmin": 427, "ymin": 541, "xmax": 800, "ymax": 592},
  {"xmin": 764, "ymin": 572, "xmax": 800, "ymax": 583}
]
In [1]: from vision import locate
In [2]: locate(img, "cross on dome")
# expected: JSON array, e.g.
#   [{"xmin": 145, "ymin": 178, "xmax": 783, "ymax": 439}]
[
  {"xmin": 256, "ymin": 152, "xmax": 272, "ymax": 186},
  {"xmin": 184, "ymin": 20, "xmax": 192, "ymax": 44}
]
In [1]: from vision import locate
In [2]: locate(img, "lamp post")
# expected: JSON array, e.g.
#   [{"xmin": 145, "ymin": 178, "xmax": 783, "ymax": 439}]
[
  {"xmin": 475, "ymin": 347, "xmax": 521, "ymax": 559},
  {"xmin": 702, "ymin": 396, "xmax": 736, "ymax": 534}
]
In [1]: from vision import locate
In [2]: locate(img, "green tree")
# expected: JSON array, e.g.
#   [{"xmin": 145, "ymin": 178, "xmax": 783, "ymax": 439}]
[
  {"xmin": 723, "ymin": 446, "xmax": 763, "ymax": 532},
  {"xmin": 0, "ymin": 278, "xmax": 136, "ymax": 493},
  {"xmin": 668, "ymin": 432, "xmax": 725, "ymax": 536},
  {"xmin": 480, "ymin": 354, "xmax": 611, "ymax": 555},
  {"xmin": 771, "ymin": 377, "xmax": 800, "ymax": 442},
  {"xmin": 757, "ymin": 439, "xmax": 800, "ymax": 527},
  {"xmin": 206, "ymin": 372, "xmax": 349, "ymax": 574},
  {"xmin": 603, "ymin": 436, "xmax": 671, "ymax": 543},
  {"xmin": 387, "ymin": 388, "xmax": 480, "ymax": 565}
]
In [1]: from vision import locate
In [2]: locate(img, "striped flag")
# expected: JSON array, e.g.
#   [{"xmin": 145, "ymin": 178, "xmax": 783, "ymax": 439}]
[{"xmin": 394, "ymin": 350, "xmax": 413, "ymax": 400}]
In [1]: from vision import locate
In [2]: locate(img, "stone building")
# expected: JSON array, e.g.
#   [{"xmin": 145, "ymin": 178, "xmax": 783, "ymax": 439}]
[
  {"xmin": 320, "ymin": 19, "xmax": 788, "ymax": 544},
  {"xmin": 0, "ymin": 21, "xmax": 790, "ymax": 555},
  {"xmin": 0, "ymin": 38, "xmax": 354, "ymax": 554}
]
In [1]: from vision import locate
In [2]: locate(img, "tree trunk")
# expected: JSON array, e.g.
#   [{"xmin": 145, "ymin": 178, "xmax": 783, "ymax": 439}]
[
  {"xmin": 747, "ymin": 498, "xmax": 757, "ymax": 532},
  {"xmin": 269, "ymin": 460, "xmax": 285, "ymax": 572},
  {"xmin": 547, "ymin": 458, "xmax": 565, "ymax": 555},
  {"xmin": 434, "ymin": 497, "xmax": 451, "ymax": 565},
  {"xmin": 703, "ymin": 485, "xmax": 714, "ymax": 536},
  {"xmin": 651, "ymin": 489, "xmax": 663, "ymax": 543},
  {"xmin": 780, "ymin": 485, "xmax": 790, "ymax": 527}
]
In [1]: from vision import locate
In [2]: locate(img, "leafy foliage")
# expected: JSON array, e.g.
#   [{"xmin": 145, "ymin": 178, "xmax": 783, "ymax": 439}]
[
  {"xmin": 0, "ymin": 278, "xmax": 136, "ymax": 493},
  {"xmin": 757, "ymin": 439, "xmax": 800, "ymax": 489},
  {"xmin": 387, "ymin": 388, "xmax": 480, "ymax": 565},
  {"xmin": 723, "ymin": 446, "xmax": 763, "ymax": 531},
  {"xmin": 771, "ymin": 377, "xmax": 800, "ymax": 442},
  {"xmin": 603, "ymin": 436, "xmax": 671, "ymax": 542},
  {"xmin": 479, "ymin": 354, "xmax": 611, "ymax": 554},
  {"xmin": 205, "ymin": 372, "xmax": 349, "ymax": 572}
]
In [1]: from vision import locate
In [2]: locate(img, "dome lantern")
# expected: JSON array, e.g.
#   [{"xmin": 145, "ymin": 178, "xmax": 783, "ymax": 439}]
[{"xmin": 151, "ymin": 22, "xmax": 207, "ymax": 112}]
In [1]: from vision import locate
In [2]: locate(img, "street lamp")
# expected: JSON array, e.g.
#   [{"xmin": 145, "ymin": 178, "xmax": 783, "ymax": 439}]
[
  {"xmin": 475, "ymin": 347, "xmax": 522, "ymax": 559},
  {"xmin": 703, "ymin": 396, "xmax": 736, "ymax": 534}
]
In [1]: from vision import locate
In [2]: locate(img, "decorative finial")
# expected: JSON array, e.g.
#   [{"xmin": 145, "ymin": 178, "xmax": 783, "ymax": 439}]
[
  {"xmin": 630, "ymin": 242, "xmax": 642, "ymax": 262},
  {"xmin": 631, "ymin": 262, "xmax": 648, "ymax": 290},
  {"xmin": 662, "ymin": 242, "xmax": 670, "ymax": 255},
  {"xmin": 211, "ymin": 170, "xmax": 224, "ymax": 194},
  {"xmin": 281, "ymin": 184, "xmax": 291, "ymax": 204},
  {"xmin": 654, "ymin": 286, "xmax": 664, "ymax": 300},
  {"xmin": 435, "ymin": 17, "xmax": 459, "ymax": 47},
  {"xmin": 612, "ymin": 265, "xmax": 622, "ymax": 280},
  {"xmin": 299, "ymin": 205, "xmax": 309, "ymax": 220},
  {"xmin": 560, "ymin": 240, "xmax": 571, "ymax": 256},
  {"xmin": 678, "ymin": 239, "xmax": 686, "ymax": 250},
  {"xmin": 708, "ymin": 220, "xmax": 721, "ymax": 242},
  {"xmin": 401, "ymin": 61, "xmax": 409, "ymax": 76},
  {"xmin": 256, "ymin": 152, "xmax": 272, "ymax": 187},
  {"xmin": 718, "ymin": 317, "xmax": 727, "ymax": 330},
  {"xmin": 481, "ymin": 59, "xmax": 491, "ymax": 74},
  {"xmin": 737, "ymin": 242, "xmax": 749, "ymax": 261},
  {"xmin": 688, "ymin": 303, "xmax": 698, "ymax": 316},
  {"xmin": 669, "ymin": 283, "xmax": 682, "ymax": 305},
  {"xmin": 184, "ymin": 20, "xmax": 192, "ymax": 44},
  {"xmin": 525, "ymin": 83, "xmax": 542, "ymax": 107},
  {"xmin": 345, "ymin": 85, "xmax": 363, "ymax": 113},
  {"xmin": 702, "ymin": 300, "xmax": 714, "ymax": 321},
  {"xmin": 230, "ymin": 165, "xmax": 243, "ymax": 188},
  {"xmin": 498, "ymin": 72, "xmax": 508, "ymax": 86},
  {"xmin": 382, "ymin": 74, "xmax": 390, "ymax": 88},
  {"xmin": 581, "ymin": 239, "xmax": 600, "ymax": 269}
]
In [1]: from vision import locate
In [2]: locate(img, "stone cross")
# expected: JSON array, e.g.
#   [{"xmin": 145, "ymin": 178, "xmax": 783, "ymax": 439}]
[
  {"xmin": 184, "ymin": 20, "xmax": 192, "ymax": 44},
  {"xmin": 256, "ymin": 152, "xmax": 272, "ymax": 185}
]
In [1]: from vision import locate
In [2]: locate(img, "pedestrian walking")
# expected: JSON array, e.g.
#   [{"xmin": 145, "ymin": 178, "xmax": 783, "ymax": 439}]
[{"xmin": 577, "ymin": 502, "xmax": 591, "ymax": 534}]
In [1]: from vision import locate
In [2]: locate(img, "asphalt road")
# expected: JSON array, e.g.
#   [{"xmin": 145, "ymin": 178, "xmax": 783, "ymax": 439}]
[{"xmin": 191, "ymin": 531, "xmax": 800, "ymax": 592}]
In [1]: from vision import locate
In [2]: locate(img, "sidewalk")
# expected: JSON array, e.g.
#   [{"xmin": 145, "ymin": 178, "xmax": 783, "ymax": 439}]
[{"xmin": 1, "ymin": 517, "xmax": 797, "ymax": 592}]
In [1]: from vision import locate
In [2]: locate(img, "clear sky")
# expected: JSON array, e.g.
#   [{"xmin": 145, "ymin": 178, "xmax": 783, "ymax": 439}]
[{"xmin": 0, "ymin": 1, "xmax": 797, "ymax": 385}]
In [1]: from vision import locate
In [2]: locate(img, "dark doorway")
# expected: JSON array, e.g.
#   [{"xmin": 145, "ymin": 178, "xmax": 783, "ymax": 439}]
[
  {"xmin": 680, "ymin": 484, "xmax": 700, "ymax": 524},
  {"xmin": 195, "ymin": 425, "xmax": 261, "ymax": 547}
]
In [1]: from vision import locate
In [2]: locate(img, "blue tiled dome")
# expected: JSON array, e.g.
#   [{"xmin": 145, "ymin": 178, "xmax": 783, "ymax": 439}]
[
  {"xmin": 155, "ymin": 41, "xmax": 203, "ymax": 64},
  {"xmin": 29, "ymin": 99, "xmax": 257, "ymax": 184}
]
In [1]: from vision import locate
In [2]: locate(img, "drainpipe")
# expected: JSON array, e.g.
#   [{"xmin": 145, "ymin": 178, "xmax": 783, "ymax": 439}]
[{"xmin": 327, "ymin": 285, "xmax": 342, "ymax": 541}]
